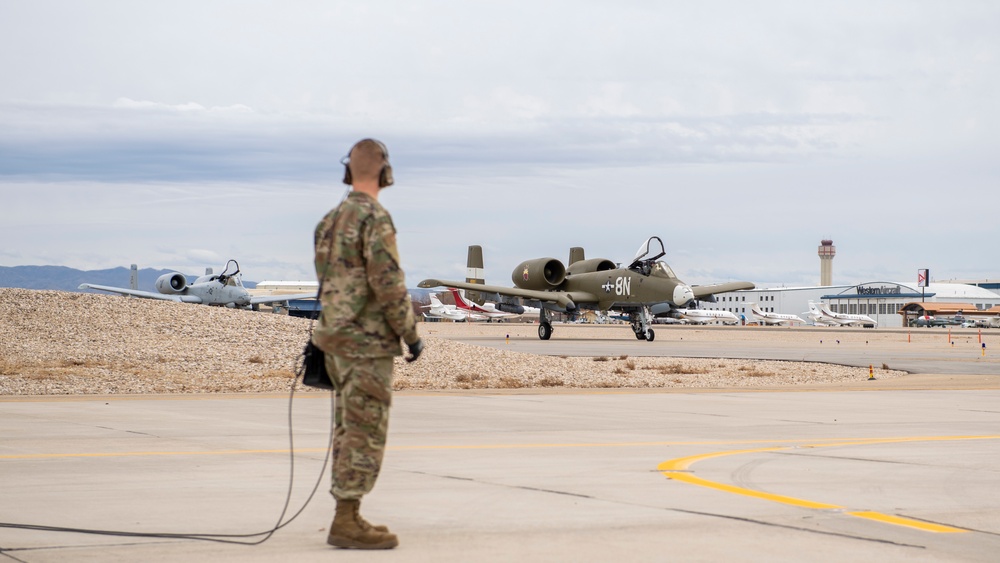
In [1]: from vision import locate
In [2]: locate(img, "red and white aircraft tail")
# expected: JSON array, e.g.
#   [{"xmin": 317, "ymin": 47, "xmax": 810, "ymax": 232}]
[
  {"xmin": 422, "ymin": 293, "xmax": 481, "ymax": 321},
  {"xmin": 447, "ymin": 287, "xmax": 518, "ymax": 319},
  {"xmin": 449, "ymin": 245, "xmax": 541, "ymax": 320}
]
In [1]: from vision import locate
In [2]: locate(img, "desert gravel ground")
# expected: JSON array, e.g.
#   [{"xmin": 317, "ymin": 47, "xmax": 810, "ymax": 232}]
[{"xmin": 0, "ymin": 289, "xmax": 905, "ymax": 395}]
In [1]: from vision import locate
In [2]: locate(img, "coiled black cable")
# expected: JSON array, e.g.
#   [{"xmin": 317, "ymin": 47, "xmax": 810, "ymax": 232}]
[{"xmin": 0, "ymin": 358, "xmax": 332, "ymax": 548}]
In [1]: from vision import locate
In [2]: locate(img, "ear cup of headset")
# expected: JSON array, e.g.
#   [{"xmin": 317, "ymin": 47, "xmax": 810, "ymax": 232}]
[
  {"xmin": 374, "ymin": 139, "xmax": 393, "ymax": 187},
  {"xmin": 379, "ymin": 164, "xmax": 394, "ymax": 188}
]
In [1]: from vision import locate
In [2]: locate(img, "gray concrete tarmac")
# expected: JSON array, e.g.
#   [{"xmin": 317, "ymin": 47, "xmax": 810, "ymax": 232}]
[
  {"xmin": 2, "ymin": 329, "xmax": 1000, "ymax": 562},
  {"xmin": 453, "ymin": 324, "xmax": 1000, "ymax": 377}
]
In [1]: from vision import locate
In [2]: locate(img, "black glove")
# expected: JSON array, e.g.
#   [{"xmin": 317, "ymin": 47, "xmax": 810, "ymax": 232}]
[{"xmin": 405, "ymin": 339, "xmax": 424, "ymax": 363}]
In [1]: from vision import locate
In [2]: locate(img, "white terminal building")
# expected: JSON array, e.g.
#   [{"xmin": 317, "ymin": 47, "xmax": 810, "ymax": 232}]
[
  {"xmin": 702, "ymin": 239, "xmax": 1000, "ymax": 328},
  {"xmin": 705, "ymin": 281, "xmax": 1000, "ymax": 328}
]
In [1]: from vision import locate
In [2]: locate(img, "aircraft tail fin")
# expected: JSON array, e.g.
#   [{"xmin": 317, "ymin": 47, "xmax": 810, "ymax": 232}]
[
  {"xmin": 568, "ymin": 247, "xmax": 585, "ymax": 266},
  {"xmin": 465, "ymin": 245, "xmax": 485, "ymax": 304},
  {"xmin": 448, "ymin": 287, "xmax": 474, "ymax": 310},
  {"xmin": 129, "ymin": 264, "xmax": 138, "ymax": 290}
]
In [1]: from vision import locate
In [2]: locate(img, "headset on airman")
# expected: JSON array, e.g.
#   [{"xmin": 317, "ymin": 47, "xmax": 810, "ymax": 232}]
[{"xmin": 341, "ymin": 138, "xmax": 394, "ymax": 188}]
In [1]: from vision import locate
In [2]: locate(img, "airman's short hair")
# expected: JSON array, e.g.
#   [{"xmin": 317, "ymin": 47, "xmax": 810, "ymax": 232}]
[{"xmin": 343, "ymin": 139, "xmax": 393, "ymax": 187}]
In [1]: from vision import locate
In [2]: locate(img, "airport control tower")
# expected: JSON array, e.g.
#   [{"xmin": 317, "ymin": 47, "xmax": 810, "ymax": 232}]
[{"xmin": 818, "ymin": 239, "xmax": 836, "ymax": 286}]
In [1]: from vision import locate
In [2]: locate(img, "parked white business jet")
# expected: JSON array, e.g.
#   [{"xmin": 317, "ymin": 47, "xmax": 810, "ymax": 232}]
[
  {"xmin": 804, "ymin": 302, "xmax": 839, "ymax": 326},
  {"xmin": 674, "ymin": 308, "xmax": 740, "ymax": 325},
  {"xmin": 422, "ymin": 294, "xmax": 482, "ymax": 321},
  {"xmin": 750, "ymin": 303, "xmax": 805, "ymax": 326},
  {"xmin": 447, "ymin": 288, "xmax": 538, "ymax": 320},
  {"xmin": 807, "ymin": 301, "xmax": 877, "ymax": 327}
]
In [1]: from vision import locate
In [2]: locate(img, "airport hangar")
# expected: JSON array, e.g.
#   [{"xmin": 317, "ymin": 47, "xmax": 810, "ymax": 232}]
[{"xmin": 701, "ymin": 280, "xmax": 1000, "ymax": 328}]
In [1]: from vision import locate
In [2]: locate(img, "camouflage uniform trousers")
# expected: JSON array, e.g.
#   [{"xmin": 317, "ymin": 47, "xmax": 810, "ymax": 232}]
[{"xmin": 324, "ymin": 353, "xmax": 394, "ymax": 501}]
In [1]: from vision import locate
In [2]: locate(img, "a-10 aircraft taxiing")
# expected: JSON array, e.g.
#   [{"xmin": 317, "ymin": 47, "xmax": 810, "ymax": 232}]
[
  {"xmin": 419, "ymin": 236, "xmax": 754, "ymax": 341},
  {"xmin": 79, "ymin": 260, "xmax": 317, "ymax": 310}
]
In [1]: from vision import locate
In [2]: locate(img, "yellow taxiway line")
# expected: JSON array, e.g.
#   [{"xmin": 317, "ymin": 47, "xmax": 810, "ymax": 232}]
[
  {"xmin": 4, "ymin": 434, "xmax": 995, "ymax": 534},
  {"xmin": 658, "ymin": 435, "xmax": 1000, "ymax": 534}
]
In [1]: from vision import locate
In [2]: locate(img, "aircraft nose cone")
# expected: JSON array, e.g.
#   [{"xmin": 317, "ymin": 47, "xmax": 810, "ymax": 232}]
[{"xmin": 674, "ymin": 284, "xmax": 694, "ymax": 306}]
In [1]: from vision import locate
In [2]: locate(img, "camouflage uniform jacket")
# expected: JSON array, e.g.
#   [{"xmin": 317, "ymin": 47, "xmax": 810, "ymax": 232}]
[{"xmin": 312, "ymin": 191, "xmax": 419, "ymax": 358}]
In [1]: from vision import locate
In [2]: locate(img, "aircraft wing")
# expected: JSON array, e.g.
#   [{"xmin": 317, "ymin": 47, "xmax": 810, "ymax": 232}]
[
  {"xmin": 249, "ymin": 292, "xmax": 317, "ymax": 305},
  {"xmin": 419, "ymin": 279, "xmax": 596, "ymax": 310},
  {"xmin": 691, "ymin": 281, "xmax": 755, "ymax": 299},
  {"xmin": 78, "ymin": 284, "xmax": 201, "ymax": 303}
]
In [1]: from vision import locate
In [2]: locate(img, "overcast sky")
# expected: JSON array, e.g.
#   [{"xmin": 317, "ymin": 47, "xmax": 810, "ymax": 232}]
[{"xmin": 2, "ymin": 1, "xmax": 998, "ymax": 290}]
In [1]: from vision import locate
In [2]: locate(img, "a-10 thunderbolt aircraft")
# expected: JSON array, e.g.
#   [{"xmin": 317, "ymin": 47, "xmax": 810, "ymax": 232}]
[
  {"xmin": 419, "ymin": 236, "xmax": 755, "ymax": 341},
  {"xmin": 79, "ymin": 260, "xmax": 316, "ymax": 310}
]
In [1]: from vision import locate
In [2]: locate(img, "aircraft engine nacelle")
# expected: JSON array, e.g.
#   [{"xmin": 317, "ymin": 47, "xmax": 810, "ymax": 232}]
[
  {"xmin": 155, "ymin": 273, "xmax": 188, "ymax": 294},
  {"xmin": 565, "ymin": 258, "xmax": 617, "ymax": 275},
  {"xmin": 512, "ymin": 258, "xmax": 566, "ymax": 291}
]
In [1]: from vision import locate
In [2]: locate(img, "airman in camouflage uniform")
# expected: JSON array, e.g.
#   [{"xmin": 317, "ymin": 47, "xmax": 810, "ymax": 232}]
[{"xmin": 313, "ymin": 139, "xmax": 422, "ymax": 550}]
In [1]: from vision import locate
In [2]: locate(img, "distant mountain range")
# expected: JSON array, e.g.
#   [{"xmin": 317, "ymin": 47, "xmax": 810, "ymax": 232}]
[
  {"xmin": 0, "ymin": 265, "xmax": 254, "ymax": 293},
  {"xmin": 0, "ymin": 265, "xmax": 435, "ymax": 303}
]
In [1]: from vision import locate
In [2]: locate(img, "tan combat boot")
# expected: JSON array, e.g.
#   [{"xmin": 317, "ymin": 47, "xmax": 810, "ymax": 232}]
[
  {"xmin": 326, "ymin": 499, "xmax": 398, "ymax": 549},
  {"xmin": 357, "ymin": 513, "xmax": 390, "ymax": 533}
]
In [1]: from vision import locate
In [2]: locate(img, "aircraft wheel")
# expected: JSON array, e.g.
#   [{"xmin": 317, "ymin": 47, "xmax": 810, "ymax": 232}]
[
  {"xmin": 538, "ymin": 323, "xmax": 553, "ymax": 340},
  {"xmin": 645, "ymin": 329, "xmax": 655, "ymax": 342},
  {"xmin": 634, "ymin": 330, "xmax": 645, "ymax": 340}
]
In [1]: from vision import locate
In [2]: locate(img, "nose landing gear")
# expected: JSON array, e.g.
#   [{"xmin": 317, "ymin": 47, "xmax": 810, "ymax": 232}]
[{"xmin": 630, "ymin": 307, "xmax": 655, "ymax": 342}]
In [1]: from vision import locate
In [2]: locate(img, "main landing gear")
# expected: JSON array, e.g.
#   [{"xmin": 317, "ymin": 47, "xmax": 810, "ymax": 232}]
[
  {"xmin": 538, "ymin": 307, "xmax": 553, "ymax": 340},
  {"xmin": 538, "ymin": 322, "xmax": 552, "ymax": 340},
  {"xmin": 630, "ymin": 307, "xmax": 655, "ymax": 342}
]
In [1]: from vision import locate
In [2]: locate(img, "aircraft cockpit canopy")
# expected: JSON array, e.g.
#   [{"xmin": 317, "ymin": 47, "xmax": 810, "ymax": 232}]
[
  {"xmin": 631, "ymin": 236, "xmax": 666, "ymax": 265},
  {"xmin": 651, "ymin": 261, "xmax": 678, "ymax": 279},
  {"xmin": 215, "ymin": 260, "xmax": 243, "ymax": 287},
  {"xmin": 628, "ymin": 236, "xmax": 668, "ymax": 276}
]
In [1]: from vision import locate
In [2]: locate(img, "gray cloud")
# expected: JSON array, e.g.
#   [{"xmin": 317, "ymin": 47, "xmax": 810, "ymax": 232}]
[
  {"xmin": 0, "ymin": 99, "xmax": 873, "ymax": 183},
  {"xmin": 1, "ymin": 1, "xmax": 998, "ymax": 287}
]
